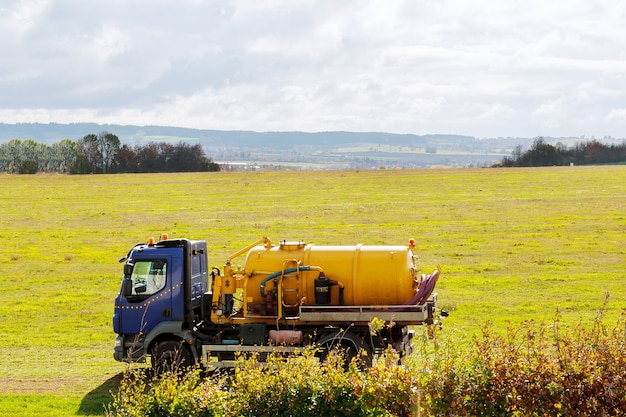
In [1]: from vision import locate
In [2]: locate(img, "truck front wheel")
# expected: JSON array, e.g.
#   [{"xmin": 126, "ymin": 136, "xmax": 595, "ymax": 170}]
[{"xmin": 151, "ymin": 340, "xmax": 193, "ymax": 374}]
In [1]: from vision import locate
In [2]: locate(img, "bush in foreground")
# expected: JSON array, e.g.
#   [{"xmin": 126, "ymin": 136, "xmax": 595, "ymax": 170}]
[
  {"xmin": 106, "ymin": 368, "xmax": 227, "ymax": 417},
  {"xmin": 421, "ymin": 305, "xmax": 626, "ymax": 416},
  {"xmin": 107, "ymin": 308, "xmax": 626, "ymax": 416},
  {"xmin": 107, "ymin": 347, "xmax": 415, "ymax": 417}
]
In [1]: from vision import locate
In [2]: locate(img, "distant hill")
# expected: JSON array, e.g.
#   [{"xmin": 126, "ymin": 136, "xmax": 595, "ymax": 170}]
[
  {"xmin": 0, "ymin": 122, "xmax": 474, "ymax": 147},
  {"xmin": 2, "ymin": 122, "xmax": 617, "ymax": 168}
]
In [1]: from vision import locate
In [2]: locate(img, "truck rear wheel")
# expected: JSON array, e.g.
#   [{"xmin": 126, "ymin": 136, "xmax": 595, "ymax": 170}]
[
  {"xmin": 151, "ymin": 340, "xmax": 193, "ymax": 374},
  {"xmin": 318, "ymin": 334, "xmax": 372, "ymax": 369}
]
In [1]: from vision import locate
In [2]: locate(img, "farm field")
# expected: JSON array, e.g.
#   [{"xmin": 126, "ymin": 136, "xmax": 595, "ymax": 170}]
[{"xmin": 0, "ymin": 166, "xmax": 624, "ymax": 416}]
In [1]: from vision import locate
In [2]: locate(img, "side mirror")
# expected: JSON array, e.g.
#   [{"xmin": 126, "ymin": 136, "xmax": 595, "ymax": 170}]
[
  {"xmin": 121, "ymin": 277, "xmax": 133, "ymax": 297},
  {"xmin": 124, "ymin": 262, "xmax": 134, "ymax": 276}
]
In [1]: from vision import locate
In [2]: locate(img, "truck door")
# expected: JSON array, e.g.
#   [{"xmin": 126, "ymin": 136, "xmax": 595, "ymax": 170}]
[{"xmin": 116, "ymin": 256, "xmax": 173, "ymax": 336}]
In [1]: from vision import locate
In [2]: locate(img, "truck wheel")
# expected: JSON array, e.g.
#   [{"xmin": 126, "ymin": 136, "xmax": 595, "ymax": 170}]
[
  {"xmin": 151, "ymin": 340, "xmax": 192, "ymax": 374},
  {"xmin": 320, "ymin": 340, "xmax": 372, "ymax": 370}
]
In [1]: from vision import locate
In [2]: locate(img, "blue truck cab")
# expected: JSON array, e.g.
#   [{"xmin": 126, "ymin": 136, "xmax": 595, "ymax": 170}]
[{"xmin": 113, "ymin": 238, "xmax": 209, "ymax": 365}]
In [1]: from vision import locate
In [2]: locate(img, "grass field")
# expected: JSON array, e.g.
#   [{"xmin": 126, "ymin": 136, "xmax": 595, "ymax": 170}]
[{"xmin": 0, "ymin": 166, "xmax": 624, "ymax": 416}]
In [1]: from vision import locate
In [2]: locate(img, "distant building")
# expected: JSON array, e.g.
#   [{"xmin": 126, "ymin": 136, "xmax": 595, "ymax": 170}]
[{"xmin": 217, "ymin": 162, "xmax": 260, "ymax": 171}]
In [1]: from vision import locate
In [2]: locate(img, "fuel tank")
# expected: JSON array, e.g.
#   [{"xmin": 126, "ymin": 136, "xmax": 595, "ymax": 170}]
[{"xmin": 242, "ymin": 240, "xmax": 419, "ymax": 307}]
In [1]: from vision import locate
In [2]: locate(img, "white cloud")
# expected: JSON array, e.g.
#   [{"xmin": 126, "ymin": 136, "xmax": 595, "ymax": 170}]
[
  {"xmin": 0, "ymin": 0, "xmax": 51, "ymax": 35},
  {"xmin": 607, "ymin": 109, "xmax": 626, "ymax": 122},
  {"xmin": 1, "ymin": 0, "xmax": 626, "ymax": 138},
  {"xmin": 89, "ymin": 23, "xmax": 131, "ymax": 62},
  {"xmin": 533, "ymin": 99, "xmax": 566, "ymax": 121}
]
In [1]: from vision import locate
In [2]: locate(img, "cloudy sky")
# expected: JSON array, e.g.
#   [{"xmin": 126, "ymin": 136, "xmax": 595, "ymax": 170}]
[{"xmin": 1, "ymin": 0, "xmax": 626, "ymax": 138}]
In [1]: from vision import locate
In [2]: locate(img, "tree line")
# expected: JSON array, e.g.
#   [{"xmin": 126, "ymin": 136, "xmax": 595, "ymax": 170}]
[
  {"xmin": 495, "ymin": 138, "xmax": 626, "ymax": 167},
  {"xmin": 0, "ymin": 132, "xmax": 220, "ymax": 174}
]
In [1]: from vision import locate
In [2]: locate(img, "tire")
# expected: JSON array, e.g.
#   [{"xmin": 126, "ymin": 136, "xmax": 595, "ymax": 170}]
[
  {"xmin": 151, "ymin": 340, "xmax": 193, "ymax": 374},
  {"xmin": 318, "ymin": 338, "xmax": 372, "ymax": 370}
]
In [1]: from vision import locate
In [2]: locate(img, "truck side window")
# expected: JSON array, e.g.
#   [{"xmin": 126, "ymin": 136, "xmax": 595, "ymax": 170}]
[
  {"xmin": 191, "ymin": 253, "xmax": 201, "ymax": 277},
  {"xmin": 129, "ymin": 260, "xmax": 167, "ymax": 298}
]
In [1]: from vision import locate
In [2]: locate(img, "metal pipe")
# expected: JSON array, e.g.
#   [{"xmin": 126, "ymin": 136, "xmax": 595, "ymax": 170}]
[{"xmin": 227, "ymin": 237, "xmax": 272, "ymax": 263}]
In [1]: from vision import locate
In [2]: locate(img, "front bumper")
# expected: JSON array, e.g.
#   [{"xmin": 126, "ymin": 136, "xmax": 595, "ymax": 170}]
[{"xmin": 113, "ymin": 335, "xmax": 147, "ymax": 363}]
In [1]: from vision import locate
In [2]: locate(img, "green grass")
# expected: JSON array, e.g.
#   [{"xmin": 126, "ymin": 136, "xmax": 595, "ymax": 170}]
[{"xmin": 0, "ymin": 166, "xmax": 624, "ymax": 415}]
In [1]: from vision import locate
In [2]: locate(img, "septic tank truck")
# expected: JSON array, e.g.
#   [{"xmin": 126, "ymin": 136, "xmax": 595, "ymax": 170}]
[{"xmin": 113, "ymin": 236, "xmax": 442, "ymax": 370}]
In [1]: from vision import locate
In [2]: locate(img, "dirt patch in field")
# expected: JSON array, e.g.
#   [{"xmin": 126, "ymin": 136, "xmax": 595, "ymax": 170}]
[{"xmin": 0, "ymin": 374, "xmax": 123, "ymax": 395}]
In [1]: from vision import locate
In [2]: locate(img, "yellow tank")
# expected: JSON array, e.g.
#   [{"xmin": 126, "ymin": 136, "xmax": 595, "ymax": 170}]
[{"xmin": 242, "ymin": 240, "xmax": 419, "ymax": 308}]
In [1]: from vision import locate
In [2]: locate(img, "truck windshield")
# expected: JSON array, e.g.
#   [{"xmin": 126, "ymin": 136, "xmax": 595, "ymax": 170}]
[{"xmin": 128, "ymin": 259, "xmax": 167, "ymax": 298}]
